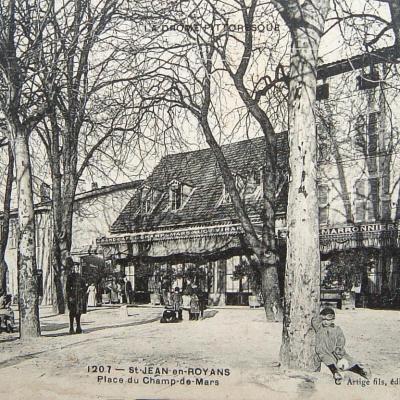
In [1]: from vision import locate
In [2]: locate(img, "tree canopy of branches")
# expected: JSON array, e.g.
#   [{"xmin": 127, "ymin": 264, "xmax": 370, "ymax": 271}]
[
  {"xmin": 0, "ymin": 0, "xmax": 51, "ymax": 338},
  {"xmin": 122, "ymin": 0, "xmax": 292, "ymax": 321}
]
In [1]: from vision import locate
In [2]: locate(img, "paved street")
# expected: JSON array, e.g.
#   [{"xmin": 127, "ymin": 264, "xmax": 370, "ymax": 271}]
[{"xmin": 1, "ymin": 306, "xmax": 400, "ymax": 399}]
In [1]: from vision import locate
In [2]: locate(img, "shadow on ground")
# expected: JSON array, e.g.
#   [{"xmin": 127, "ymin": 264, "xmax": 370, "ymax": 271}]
[{"xmin": 0, "ymin": 308, "xmax": 219, "ymax": 342}]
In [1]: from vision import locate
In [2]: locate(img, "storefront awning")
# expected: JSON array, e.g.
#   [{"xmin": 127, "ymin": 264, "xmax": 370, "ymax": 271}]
[
  {"xmin": 278, "ymin": 222, "xmax": 400, "ymax": 253},
  {"xmin": 97, "ymin": 223, "xmax": 247, "ymax": 261}
]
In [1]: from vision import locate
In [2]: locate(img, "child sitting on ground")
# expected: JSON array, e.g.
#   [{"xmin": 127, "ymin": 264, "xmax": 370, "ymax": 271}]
[
  {"xmin": 0, "ymin": 292, "xmax": 15, "ymax": 333},
  {"xmin": 312, "ymin": 307, "xmax": 370, "ymax": 385}
]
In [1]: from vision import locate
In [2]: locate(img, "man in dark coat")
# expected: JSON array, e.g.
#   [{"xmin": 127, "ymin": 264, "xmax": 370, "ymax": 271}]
[
  {"xmin": 65, "ymin": 257, "xmax": 86, "ymax": 334},
  {"xmin": 123, "ymin": 276, "xmax": 134, "ymax": 304}
]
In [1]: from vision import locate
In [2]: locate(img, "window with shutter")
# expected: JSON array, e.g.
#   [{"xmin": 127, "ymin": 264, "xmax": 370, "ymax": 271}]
[
  {"xmin": 316, "ymin": 83, "xmax": 329, "ymax": 101},
  {"xmin": 355, "ymin": 200, "xmax": 365, "ymax": 222},
  {"xmin": 354, "ymin": 115, "xmax": 366, "ymax": 152},
  {"xmin": 355, "ymin": 179, "xmax": 366, "ymax": 199},
  {"xmin": 368, "ymin": 177, "xmax": 379, "ymax": 220},
  {"xmin": 318, "ymin": 184, "xmax": 329, "ymax": 225},
  {"xmin": 367, "ymin": 112, "xmax": 379, "ymax": 156},
  {"xmin": 354, "ymin": 179, "xmax": 367, "ymax": 222},
  {"xmin": 381, "ymin": 200, "xmax": 391, "ymax": 220},
  {"xmin": 357, "ymin": 71, "xmax": 380, "ymax": 90},
  {"xmin": 354, "ymin": 178, "xmax": 380, "ymax": 222},
  {"xmin": 366, "ymin": 200, "xmax": 375, "ymax": 221},
  {"xmin": 169, "ymin": 181, "xmax": 193, "ymax": 211},
  {"xmin": 169, "ymin": 182, "xmax": 182, "ymax": 210}
]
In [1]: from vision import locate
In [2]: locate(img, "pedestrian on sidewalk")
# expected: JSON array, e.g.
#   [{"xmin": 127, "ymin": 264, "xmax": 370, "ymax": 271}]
[
  {"xmin": 0, "ymin": 290, "xmax": 14, "ymax": 333},
  {"xmin": 108, "ymin": 277, "xmax": 119, "ymax": 304},
  {"xmin": 86, "ymin": 283, "xmax": 97, "ymax": 307},
  {"xmin": 123, "ymin": 276, "xmax": 134, "ymax": 304},
  {"xmin": 171, "ymin": 287, "xmax": 183, "ymax": 321},
  {"xmin": 182, "ymin": 288, "xmax": 191, "ymax": 320},
  {"xmin": 190, "ymin": 290, "xmax": 200, "ymax": 321},
  {"xmin": 312, "ymin": 307, "xmax": 370, "ymax": 385},
  {"xmin": 66, "ymin": 258, "xmax": 86, "ymax": 334}
]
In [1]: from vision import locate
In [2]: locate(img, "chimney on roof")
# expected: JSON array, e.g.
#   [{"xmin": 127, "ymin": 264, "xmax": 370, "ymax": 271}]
[{"xmin": 92, "ymin": 182, "xmax": 98, "ymax": 190}]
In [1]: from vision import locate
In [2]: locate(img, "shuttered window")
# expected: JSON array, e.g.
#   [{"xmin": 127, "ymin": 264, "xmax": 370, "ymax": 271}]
[
  {"xmin": 367, "ymin": 112, "xmax": 379, "ymax": 156},
  {"xmin": 354, "ymin": 178, "xmax": 379, "ymax": 222},
  {"xmin": 318, "ymin": 184, "xmax": 329, "ymax": 225},
  {"xmin": 353, "ymin": 113, "xmax": 380, "ymax": 156}
]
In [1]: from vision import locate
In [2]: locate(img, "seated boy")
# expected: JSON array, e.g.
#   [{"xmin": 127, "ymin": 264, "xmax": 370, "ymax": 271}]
[
  {"xmin": 312, "ymin": 307, "xmax": 370, "ymax": 384},
  {"xmin": 0, "ymin": 293, "xmax": 14, "ymax": 333}
]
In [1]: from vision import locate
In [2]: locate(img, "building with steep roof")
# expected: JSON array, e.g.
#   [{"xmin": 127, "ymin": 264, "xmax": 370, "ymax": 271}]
[
  {"xmin": 99, "ymin": 46, "xmax": 400, "ymax": 308},
  {"xmin": 98, "ymin": 136, "xmax": 288, "ymax": 306}
]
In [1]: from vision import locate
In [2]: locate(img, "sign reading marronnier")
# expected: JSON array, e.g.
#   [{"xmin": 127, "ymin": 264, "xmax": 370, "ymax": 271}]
[{"xmin": 320, "ymin": 223, "xmax": 398, "ymax": 236}]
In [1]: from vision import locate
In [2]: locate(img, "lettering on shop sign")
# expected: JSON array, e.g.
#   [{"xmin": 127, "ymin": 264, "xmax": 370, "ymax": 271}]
[
  {"xmin": 277, "ymin": 223, "xmax": 398, "ymax": 239},
  {"xmin": 320, "ymin": 223, "xmax": 398, "ymax": 236}
]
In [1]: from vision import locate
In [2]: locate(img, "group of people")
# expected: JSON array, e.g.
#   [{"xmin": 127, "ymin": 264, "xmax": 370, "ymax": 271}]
[
  {"xmin": 85, "ymin": 275, "xmax": 134, "ymax": 308},
  {"xmin": 65, "ymin": 257, "xmax": 134, "ymax": 334},
  {"xmin": 3, "ymin": 257, "xmax": 374, "ymax": 386},
  {"xmin": 161, "ymin": 285, "xmax": 206, "ymax": 323}
]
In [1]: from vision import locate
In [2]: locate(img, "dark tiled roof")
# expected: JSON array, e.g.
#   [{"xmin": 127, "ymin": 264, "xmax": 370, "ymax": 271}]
[{"xmin": 111, "ymin": 134, "xmax": 288, "ymax": 234}]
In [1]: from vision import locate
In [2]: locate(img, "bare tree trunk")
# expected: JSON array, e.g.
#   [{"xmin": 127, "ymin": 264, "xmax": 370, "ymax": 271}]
[
  {"xmin": 260, "ymin": 258, "xmax": 282, "ymax": 321},
  {"xmin": 13, "ymin": 133, "xmax": 41, "ymax": 339},
  {"xmin": 0, "ymin": 144, "xmax": 14, "ymax": 292},
  {"xmin": 51, "ymin": 179, "xmax": 76, "ymax": 314},
  {"xmin": 200, "ymin": 118, "xmax": 281, "ymax": 320},
  {"xmin": 50, "ymin": 123, "xmax": 65, "ymax": 313},
  {"xmin": 279, "ymin": 1, "xmax": 330, "ymax": 371},
  {"xmin": 260, "ymin": 156, "xmax": 283, "ymax": 320}
]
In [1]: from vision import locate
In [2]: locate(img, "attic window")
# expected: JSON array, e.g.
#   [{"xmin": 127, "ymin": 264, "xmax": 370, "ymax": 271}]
[
  {"xmin": 142, "ymin": 187, "xmax": 161, "ymax": 214},
  {"xmin": 219, "ymin": 170, "xmax": 263, "ymax": 205},
  {"xmin": 316, "ymin": 83, "xmax": 329, "ymax": 101},
  {"xmin": 357, "ymin": 71, "xmax": 380, "ymax": 90},
  {"xmin": 169, "ymin": 180, "xmax": 192, "ymax": 211}
]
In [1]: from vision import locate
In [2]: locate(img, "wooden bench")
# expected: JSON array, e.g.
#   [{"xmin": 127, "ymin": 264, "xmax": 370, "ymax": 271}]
[{"xmin": 321, "ymin": 289, "xmax": 343, "ymax": 309}]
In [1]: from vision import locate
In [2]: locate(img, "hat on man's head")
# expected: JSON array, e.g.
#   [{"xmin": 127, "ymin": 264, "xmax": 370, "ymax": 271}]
[
  {"xmin": 320, "ymin": 307, "xmax": 335, "ymax": 318},
  {"xmin": 65, "ymin": 257, "xmax": 74, "ymax": 269}
]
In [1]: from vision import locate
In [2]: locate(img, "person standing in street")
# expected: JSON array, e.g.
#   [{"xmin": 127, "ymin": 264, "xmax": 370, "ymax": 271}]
[
  {"xmin": 66, "ymin": 258, "xmax": 86, "ymax": 334},
  {"xmin": 190, "ymin": 290, "xmax": 200, "ymax": 321},
  {"xmin": 123, "ymin": 276, "xmax": 134, "ymax": 304},
  {"xmin": 171, "ymin": 287, "xmax": 183, "ymax": 321},
  {"xmin": 86, "ymin": 283, "xmax": 97, "ymax": 307}
]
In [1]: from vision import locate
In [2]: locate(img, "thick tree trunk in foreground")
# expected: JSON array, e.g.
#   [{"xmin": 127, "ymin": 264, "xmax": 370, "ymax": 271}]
[
  {"xmin": 14, "ymin": 133, "xmax": 41, "ymax": 339},
  {"xmin": 50, "ymin": 138, "xmax": 65, "ymax": 314},
  {"xmin": 0, "ymin": 144, "xmax": 14, "ymax": 292},
  {"xmin": 279, "ymin": 1, "xmax": 330, "ymax": 371},
  {"xmin": 260, "ymin": 261, "xmax": 282, "ymax": 321}
]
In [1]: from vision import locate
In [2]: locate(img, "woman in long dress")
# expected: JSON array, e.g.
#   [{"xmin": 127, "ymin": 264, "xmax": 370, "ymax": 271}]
[{"xmin": 87, "ymin": 283, "xmax": 97, "ymax": 307}]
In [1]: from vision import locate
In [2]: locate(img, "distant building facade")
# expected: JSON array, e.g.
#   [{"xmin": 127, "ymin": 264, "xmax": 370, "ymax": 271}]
[
  {"xmin": 97, "ymin": 137, "xmax": 287, "ymax": 306},
  {"xmin": 310, "ymin": 46, "xmax": 400, "ymax": 303},
  {"xmin": 99, "ymin": 46, "xmax": 400, "ymax": 307},
  {"xmin": 1, "ymin": 181, "xmax": 141, "ymax": 304}
]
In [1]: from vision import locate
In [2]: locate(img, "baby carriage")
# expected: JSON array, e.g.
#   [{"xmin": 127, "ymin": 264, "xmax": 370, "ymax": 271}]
[
  {"xmin": 160, "ymin": 288, "xmax": 183, "ymax": 323},
  {"xmin": 160, "ymin": 306, "xmax": 179, "ymax": 323}
]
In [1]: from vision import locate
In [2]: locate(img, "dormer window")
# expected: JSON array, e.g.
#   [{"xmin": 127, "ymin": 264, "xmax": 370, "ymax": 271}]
[
  {"xmin": 219, "ymin": 169, "xmax": 263, "ymax": 205},
  {"xmin": 316, "ymin": 83, "xmax": 329, "ymax": 101},
  {"xmin": 168, "ymin": 180, "xmax": 192, "ymax": 211},
  {"xmin": 357, "ymin": 70, "xmax": 380, "ymax": 90},
  {"xmin": 142, "ymin": 186, "xmax": 161, "ymax": 214}
]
